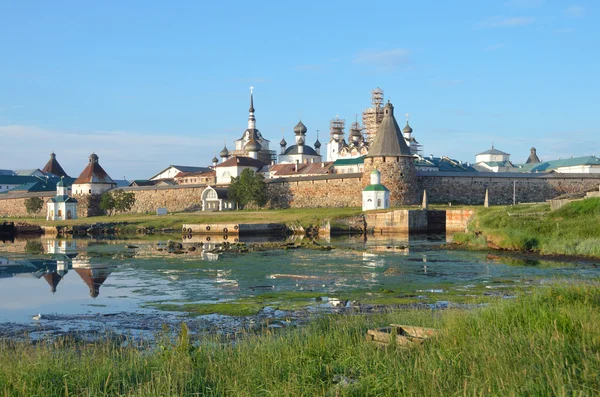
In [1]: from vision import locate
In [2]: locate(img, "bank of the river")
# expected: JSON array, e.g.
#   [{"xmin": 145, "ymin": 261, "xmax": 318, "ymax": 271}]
[
  {"xmin": 453, "ymin": 198, "xmax": 600, "ymax": 259},
  {"xmin": 5, "ymin": 207, "xmax": 364, "ymax": 234},
  {"xmin": 1, "ymin": 283, "xmax": 598, "ymax": 396}
]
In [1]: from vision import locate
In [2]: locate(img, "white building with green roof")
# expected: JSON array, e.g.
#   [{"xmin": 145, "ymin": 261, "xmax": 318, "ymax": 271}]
[
  {"xmin": 46, "ymin": 178, "xmax": 78, "ymax": 221},
  {"xmin": 362, "ymin": 169, "xmax": 389, "ymax": 211}
]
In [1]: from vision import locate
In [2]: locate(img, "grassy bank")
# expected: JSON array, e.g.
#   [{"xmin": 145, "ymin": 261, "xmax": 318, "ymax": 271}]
[
  {"xmin": 453, "ymin": 198, "xmax": 600, "ymax": 258},
  {"xmin": 8, "ymin": 207, "xmax": 363, "ymax": 231},
  {"xmin": 1, "ymin": 283, "xmax": 599, "ymax": 396}
]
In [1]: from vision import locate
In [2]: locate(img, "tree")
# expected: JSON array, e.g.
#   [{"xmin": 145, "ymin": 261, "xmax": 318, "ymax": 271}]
[
  {"xmin": 25, "ymin": 197, "xmax": 44, "ymax": 216},
  {"xmin": 228, "ymin": 168, "xmax": 267, "ymax": 209},
  {"xmin": 100, "ymin": 190, "xmax": 136, "ymax": 216}
]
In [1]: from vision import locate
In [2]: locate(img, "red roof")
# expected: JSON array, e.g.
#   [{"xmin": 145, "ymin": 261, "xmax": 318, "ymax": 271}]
[
  {"xmin": 268, "ymin": 162, "xmax": 334, "ymax": 177},
  {"xmin": 214, "ymin": 156, "xmax": 266, "ymax": 168},
  {"xmin": 41, "ymin": 153, "xmax": 69, "ymax": 177},
  {"xmin": 74, "ymin": 154, "xmax": 116, "ymax": 185}
]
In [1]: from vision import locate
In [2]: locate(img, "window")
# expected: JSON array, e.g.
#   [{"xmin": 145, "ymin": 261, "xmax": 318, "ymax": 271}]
[
  {"xmin": 67, "ymin": 210, "xmax": 72, "ymax": 219},
  {"xmin": 57, "ymin": 209, "xmax": 62, "ymax": 217},
  {"xmin": 377, "ymin": 199, "xmax": 381, "ymax": 207}
]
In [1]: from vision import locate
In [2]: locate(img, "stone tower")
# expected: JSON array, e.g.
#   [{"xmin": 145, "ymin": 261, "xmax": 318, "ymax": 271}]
[{"xmin": 362, "ymin": 101, "xmax": 419, "ymax": 206}]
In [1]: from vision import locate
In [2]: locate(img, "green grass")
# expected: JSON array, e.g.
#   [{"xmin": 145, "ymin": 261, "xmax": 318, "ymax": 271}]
[
  {"xmin": 8, "ymin": 207, "xmax": 364, "ymax": 231},
  {"xmin": 453, "ymin": 198, "xmax": 600, "ymax": 258},
  {"xmin": 2, "ymin": 282, "xmax": 599, "ymax": 396}
]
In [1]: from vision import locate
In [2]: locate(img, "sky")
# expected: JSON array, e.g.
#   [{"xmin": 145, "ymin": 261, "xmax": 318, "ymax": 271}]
[{"xmin": 0, "ymin": 0, "xmax": 598, "ymax": 180}]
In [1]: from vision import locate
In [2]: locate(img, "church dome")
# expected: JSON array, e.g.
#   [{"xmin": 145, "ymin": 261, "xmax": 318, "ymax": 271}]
[
  {"xmin": 403, "ymin": 122, "xmax": 413, "ymax": 134},
  {"xmin": 219, "ymin": 146, "xmax": 229, "ymax": 158},
  {"xmin": 294, "ymin": 121, "xmax": 307, "ymax": 135},
  {"xmin": 57, "ymin": 178, "xmax": 67, "ymax": 188},
  {"xmin": 314, "ymin": 139, "xmax": 321, "ymax": 149},
  {"xmin": 212, "ymin": 156, "xmax": 219, "ymax": 163},
  {"xmin": 245, "ymin": 137, "xmax": 262, "ymax": 152},
  {"xmin": 280, "ymin": 137, "xmax": 287, "ymax": 147}
]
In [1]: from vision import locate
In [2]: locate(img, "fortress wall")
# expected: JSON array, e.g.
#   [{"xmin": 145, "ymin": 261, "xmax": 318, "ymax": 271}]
[
  {"xmin": 0, "ymin": 193, "xmax": 53, "ymax": 218},
  {"xmin": 418, "ymin": 174, "xmax": 600, "ymax": 205},
  {"xmin": 118, "ymin": 185, "xmax": 207, "ymax": 213},
  {"xmin": 266, "ymin": 175, "xmax": 363, "ymax": 208}
]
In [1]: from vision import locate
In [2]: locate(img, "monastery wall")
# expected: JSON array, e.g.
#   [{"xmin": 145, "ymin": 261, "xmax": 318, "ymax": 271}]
[
  {"xmin": 266, "ymin": 174, "xmax": 363, "ymax": 208},
  {"xmin": 418, "ymin": 173, "xmax": 600, "ymax": 205},
  {"xmin": 118, "ymin": 185, "xmax": 208, "ymax": 213},
  {"xmin": 0, "ymin": 192, "xmax": 53, "ymax": 218}
]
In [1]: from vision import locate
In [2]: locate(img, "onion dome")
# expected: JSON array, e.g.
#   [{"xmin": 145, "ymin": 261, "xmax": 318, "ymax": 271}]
[
  {"xmin": 403, "ymin": 121, "xmax": 413, "ymax": 134},
  {"xmin": 245, "ymin": 136, "xmax": 262, "ymax": 152},
  {"xmin": 57, "ymin": 178, "xmax": 66, "ymax": 188},
  {"xmin": 314, "ymin": 139, "xmax": 321, "ymax": 149},
  {"xmin": 293, "ymin": 121, "xmax": 307, "ymax": 135},
  {"xmin": 280, "ymin": 137, "xmax": 287, "ymax": 147},
  {"xmin": 212, "ymin": 156, "xmax": 219, "ymax": 164},
  {"xmin": 219, "ymin": 145, "xmax": 229, "ymax": 158}
]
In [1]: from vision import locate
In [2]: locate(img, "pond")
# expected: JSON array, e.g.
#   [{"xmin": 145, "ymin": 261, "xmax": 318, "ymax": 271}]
[{"xmin": 0, "ymin": 233, "xmax": 598, "ymax": 339}]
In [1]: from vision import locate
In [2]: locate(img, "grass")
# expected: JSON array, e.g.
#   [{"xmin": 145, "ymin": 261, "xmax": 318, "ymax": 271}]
[
  {"xmin": 1, "ymin": 282, "xmax": 599, "ymax": 396},
  {"xmin": 453, "ymin": 197, "xmax": 600, "ymax": 258},
  {"xmin": 7, "ymin": 207, "xmax": 364, "ymax": 231}
]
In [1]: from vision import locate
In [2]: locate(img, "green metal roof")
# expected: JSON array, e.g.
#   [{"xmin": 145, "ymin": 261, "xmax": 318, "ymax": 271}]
[
  {"xmin": 515, "ymin": 155, "xmax": 600, "ymax": 173},
  {"xmin": 363, "ymin": 184, "xmax": 389, "ymax": 192},
  {"xmin": 333, "ymin": 156, "xmax": 365, "ymax": 166},
  {"xmin": 49, "ymin": 195, "xmax": 78, "ymax": 203}
]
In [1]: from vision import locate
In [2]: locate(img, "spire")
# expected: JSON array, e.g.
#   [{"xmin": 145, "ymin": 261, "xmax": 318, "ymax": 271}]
[{"xmin": 248, "ymin": 86, "xmax": 256, "ymax": 130}]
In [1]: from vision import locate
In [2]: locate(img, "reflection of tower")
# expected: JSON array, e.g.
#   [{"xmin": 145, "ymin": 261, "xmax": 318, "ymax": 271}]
[
  {"xmin": 73, "ymin": 256, "xmax": 114, "ymax": 298},
  {"xmin": 362, "ymin": 87, "xmax": 384, "ymax": 144},
  {"xmin": 43, "ymin": 272, "xmax": 62, "ymax": 293}
]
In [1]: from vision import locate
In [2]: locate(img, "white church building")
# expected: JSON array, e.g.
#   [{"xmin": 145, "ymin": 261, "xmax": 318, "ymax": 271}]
[
  {"xmin": 362, "ymin": 169, "xmax": 390, "ymax": 211},
  {"xmin": 47, "ymin": 178, "xmax": 78, "ymax": 220}
]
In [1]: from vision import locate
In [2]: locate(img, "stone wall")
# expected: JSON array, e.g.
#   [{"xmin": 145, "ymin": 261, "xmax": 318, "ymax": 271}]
[
  {"xmin": 266, "ymin": 175, "xmax": 363, "ymax": 208},
  {"xmin": 0, "ymin": 192, "xmax": 53, "ymax": 218},
  {"xmin": 363, "ymin": 156, "xmax": 419, "ymax": 206},
  {"xmin": 118, "ymin": 185, "xmax": 207, "ymax": 213},
  {"xmin": 418, "ymin": 173, "xmax": 600, "ymax": 205}
]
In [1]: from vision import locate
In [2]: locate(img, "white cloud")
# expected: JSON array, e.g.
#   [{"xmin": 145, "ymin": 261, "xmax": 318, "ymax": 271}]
[
  {"xmin": 564, "ymin": 5, "xmax": 584, "ymax": 18},
  {"xmin": 0, "ymin": 125, "xmax": 223, "ymax": 180},
  {"xmin": 353, "ymin": 48, "xmax": 411, "ymax": 71},
  {"xmin": 477, "ymin": 16, "xmax": 536, "ymax": 28}
]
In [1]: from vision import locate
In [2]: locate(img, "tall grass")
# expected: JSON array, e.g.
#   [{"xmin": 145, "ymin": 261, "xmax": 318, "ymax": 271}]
[
  {"xmin": 455, "ymin": 198, "xmax": 600, "ymax": 257},
  {"xmin": 1, "ymin": 283, "xmax": 599, "ymax": 396}
]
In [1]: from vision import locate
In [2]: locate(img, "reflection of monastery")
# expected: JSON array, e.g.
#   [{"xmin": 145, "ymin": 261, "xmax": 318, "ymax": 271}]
[{"xmin": 0, "ymin": 240, "xmax": 115, "ymax": 297}]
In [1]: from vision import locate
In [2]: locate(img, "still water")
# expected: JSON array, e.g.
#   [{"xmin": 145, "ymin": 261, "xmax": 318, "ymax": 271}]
[{"xmin": 0, "ymin": 234, "xmax": 598, "ymax": 337}]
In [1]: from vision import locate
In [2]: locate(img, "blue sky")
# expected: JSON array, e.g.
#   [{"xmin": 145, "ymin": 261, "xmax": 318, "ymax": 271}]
[{"xmin": 0, "ymin": 0, "xmax": 598, "ymax": 179}]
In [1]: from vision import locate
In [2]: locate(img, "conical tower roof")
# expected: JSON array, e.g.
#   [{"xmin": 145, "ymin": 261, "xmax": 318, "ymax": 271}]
[
  {"xmin": 526, "ymin": 147, "xmax": 541, "ymax": 164},
  {"xmin": 74, "ymin": 154, "xmax": 115, "ymax": 185},
  {"xmin": 367, "ymin": 102, "xmax": 412, "ymax": 157},
  {"xmin": 42, "ymin": 152, "xmax": 69, "ymax": 177}
]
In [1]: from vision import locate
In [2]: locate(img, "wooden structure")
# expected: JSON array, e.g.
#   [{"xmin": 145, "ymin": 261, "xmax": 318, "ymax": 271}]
[{"xmin": 367, "ymin": 324, "xmax": 437, "ymax": 347}]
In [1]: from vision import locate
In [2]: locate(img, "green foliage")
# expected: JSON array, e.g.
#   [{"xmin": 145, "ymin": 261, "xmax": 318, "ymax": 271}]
[
  {"xmin": 1, "ymin": 283, "xmax": 599, "ymax": 396},
  {"xmin": 228, "ymin": 168, "xmax": 267, "ymax": 209},
  {"xmin": 24, "ymin": 197, "xmax": 44, "ymax": 215},
  {"xmin": 100, "ymin": 190, "xmax": 136, "ymax": 216},
  {"xmin": 459, "ymin": 199, "xmax": 600, "ymax": 257}
]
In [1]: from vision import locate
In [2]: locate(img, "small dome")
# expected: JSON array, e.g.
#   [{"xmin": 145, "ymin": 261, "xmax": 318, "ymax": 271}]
[
  {"xmin": 57, "ymin": 178, "xmax": 66, "ymax": 187},
  {"xmin": 371, "ymin": 169, "xmax": 380, "ymax": 174},
  {"xmin": 314, "ymin": 139, "xmax": 321, "ymax": 149},
  {"xmin": 219, "ymin": 146, "xmax": 229, "ymax": 158},
  {"xmin": 212, "ymin": 156, "xmax": 219, "ymax": 163},
  {"xmin": 245, "ymin": 138, "xmax": 262, "ymax": 152},
  {"xmin": 403, "ymin": 122, "xmax": 413, "ymax": 134},
  {"xmin": 280, "ymin": 137, "xmax": 287, "ymax": 147},
  {"xmin": 293, "ymin": 121, "xmax": 307, "ymax": 135}
]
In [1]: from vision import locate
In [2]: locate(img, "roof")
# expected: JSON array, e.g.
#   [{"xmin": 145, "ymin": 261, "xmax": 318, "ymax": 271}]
[
  {"xmin": 41, "ymin": 153, "xmax": 69, "ymax": 178},
  {"xmin": 174, "ymin": 170, "xmax": 216, "ymax": 178},
  {"xmin": 367, "ymin": 102, "xmax": 412, "ymax": 157},
  {"xmin": 476, "ymin": 147, "xmax": 510, "ymax": 156},
  {"xmin": 363, "ymin": 184, "xmax": 389, "ymax": 192},
  {"xmin": 0, "ymin": 175, "xmax": 37, "ymax": 185},
  {"xmin": 268, "ymin": 162, "xmax": 334, "ymax": 177},
  {"xmin": 74, "ymin": 154, "xmax": 116, "ymax": 185},
  {"xmin": 14, "ymin": 169, "xmax": 43, "ymax": 176},
  {"xmin": 49, "ymin": 195, "xmax": 78, "ymax": 203},
  {"xmin": 282, "ymin": 144, "xmax": 319, "ymax": 156},
  {"xmin": 526, "ymin": 148, "xmax": 541, "ymax": 164},
  {"xmin": 0, "ymin": 170, "xmax": 14, "ymax": 176},
  {"xmin": 515, "ymin": 155, "xmax": 600, "ymax": 173},
  {"xmin": 214, "ymin": 156, "xmax": 266, "ymax": 168},
  {"xmin": 150, "ymin": 165, "xmax": 213, "ymax": 180},
  {"xmin": 333, "ymin": 156, "xmax": 365, "ymax": 166},
  {"xmin": 414, "ymin": 156, "xmax": 478, "ymax": 172}
]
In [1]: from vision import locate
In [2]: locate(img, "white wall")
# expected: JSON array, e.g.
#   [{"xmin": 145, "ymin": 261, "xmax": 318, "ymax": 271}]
[
  {"xmin": 72, "ymin": 183, "xmax": 114, "ymax": 195},
  {"xmin": 555, "ymin": 165, "xmax": 600, "ymax": 174}
]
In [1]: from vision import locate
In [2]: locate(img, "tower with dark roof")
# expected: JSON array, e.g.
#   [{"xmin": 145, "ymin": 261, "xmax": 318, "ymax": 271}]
[
  {"xmin": 42, "ymin": 152, "xmax": 69, "ymax": 177},
  {"xmin": 526, "ymin": 147, "xmax": 541, "ymax": 164},
  {"xmin": 232, "ymin": 88, "xmax": 272, "ymax": 163},
  {"xmin": 362, "ymin": 102, "xmax": 418, "ymax": 206}
]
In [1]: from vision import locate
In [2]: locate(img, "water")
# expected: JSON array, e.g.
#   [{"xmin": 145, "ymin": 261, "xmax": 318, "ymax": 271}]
[{"xmin": 1, "ymin": 234, "xmax": 598, "ymax": 338}]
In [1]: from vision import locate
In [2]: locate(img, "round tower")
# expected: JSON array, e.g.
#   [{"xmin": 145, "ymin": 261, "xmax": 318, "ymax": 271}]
[{"xmin": 362, "ymin": 102, "xmax": 419, "ymax": 206}]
